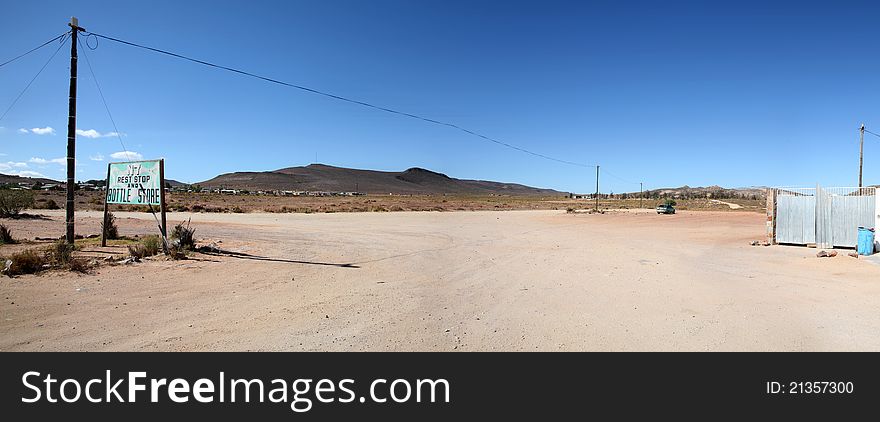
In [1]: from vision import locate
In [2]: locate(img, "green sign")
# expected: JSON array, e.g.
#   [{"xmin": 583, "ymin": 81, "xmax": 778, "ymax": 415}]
[{"xmin": 106, "ymin": 160, "xmax": 163, "ymax": 205}]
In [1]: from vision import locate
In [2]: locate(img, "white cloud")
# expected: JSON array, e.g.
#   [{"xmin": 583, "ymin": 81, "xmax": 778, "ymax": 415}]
[
  {"xmin": 29, "ymin": 157, "xmax": 66, "ymax": 165},
  {"xmin": 76, "ymin": 128, "xmax": 121, "ymax": 139},
  {"xmin": 18, "ymin": 128, "xmax": 28, "ymax": 134},
  {"xmin": 110, "ymin": 151, "xmax": 143, "ymax": 160},
  {"xmin": 89, "ymin": 154, "xmax": 105, "ymax": 161},
  {"xmin": 28, "ymin": 126, "xmax": 55, "ymax": 135}
]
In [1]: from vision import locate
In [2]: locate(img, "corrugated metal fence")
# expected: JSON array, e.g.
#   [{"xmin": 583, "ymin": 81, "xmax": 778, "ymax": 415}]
[{"xmin": 774, "ymin": 186, "xmax": 875, "ymax": 248}]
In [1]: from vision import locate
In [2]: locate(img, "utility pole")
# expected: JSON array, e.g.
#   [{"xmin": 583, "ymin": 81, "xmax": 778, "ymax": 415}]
[
  {"xmin": 595, "ymin": 165, "xmax": 600, "ymax": 212},
  {"xmin": 66, "ymin": 17, "xmax": 83, "ymax": 245},
  {"xmin": 859, "ymin": 123, "xmax": 865, "ymax": 188},
  {"xmin": 640, "ymin": 182, "xmax": 643, "ymax": 209}
]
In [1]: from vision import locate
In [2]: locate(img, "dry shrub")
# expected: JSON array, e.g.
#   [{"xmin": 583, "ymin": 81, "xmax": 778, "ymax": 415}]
[
  {"xmin": 127, "ymin": 244, "xmax": 148, "ymax": 259},
  {"xmin": 0, "ymin": 224, "xmax": 15, "ymax": 244},
  {"xmin": 67, "ymin": 258, "xmax": 92, "ymax": 273},
  {"xmin": 35, "ymin": 198, "xmax": 60, "ymax": 209},
  {"xmin": 171, "ymin": 219, "xmax": 196, "ymax": 251},
  {"xmin": 3, "ymin": 249, "xmax": 47, "ymax": 276}
]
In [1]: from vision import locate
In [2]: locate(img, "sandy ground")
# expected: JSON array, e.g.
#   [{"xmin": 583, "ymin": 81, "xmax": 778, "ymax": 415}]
[
  {"xmin": 2, "ymin": 209, "xmax": 879, "ymax": 351},
  {"xmin": 709, "ymin": 199, "xmax": 743, "ymax": 209}
]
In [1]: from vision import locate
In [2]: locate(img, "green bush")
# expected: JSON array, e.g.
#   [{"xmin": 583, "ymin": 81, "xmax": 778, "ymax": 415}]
[
  {"xmin": 0, "ymin": 189, "xmax": 35, "ymax": 217},
  {"xmin": 102, "ymin": 212, "xmax": 119, "ymax": 240},
  {"xmin": 50, "ymin": 241, "xmax": 76, "ymax": 265},
  {"xmin": 142, "ymin": 235, "xmax": 162, "ymax": 256},
  {"xmin": 128, "ymin": 235, "xmax": 162, "ymax": 259}
]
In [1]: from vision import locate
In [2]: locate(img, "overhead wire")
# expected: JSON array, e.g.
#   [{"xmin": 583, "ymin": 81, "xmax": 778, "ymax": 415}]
[
  {"xmin": 0, "ymin": 32, "xmax": 69, "ymax": 124},
  {"xmin": 864, "ymin": 128, "xmax": 880, "ymax": 139},
  {"xmin": 76, "ymin": 36, "xmax": 132, "ymax": 162},
  {"xmin": 0, "ymin": 31, "xmax": 70, "ymax": 69},
  {"xmin": 601, "ymin": 168, "xmax": 639, "ymax": 185},
  {"xmin": 82, "ymin": 30, "xmax": 596, "ymax": 169}
]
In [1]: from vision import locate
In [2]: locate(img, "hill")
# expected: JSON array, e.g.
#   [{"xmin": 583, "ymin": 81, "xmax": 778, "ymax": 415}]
[
  {"xmin": 0, "ymin": 173, "xmax": 61, "ymax": 186},
  {"xmin": 641, "ymin": 185, "xmax": 766, "ymax": 200},
  {"xmin": 198, "ymin": 164, "xmax": 564, "ymax": 196}
]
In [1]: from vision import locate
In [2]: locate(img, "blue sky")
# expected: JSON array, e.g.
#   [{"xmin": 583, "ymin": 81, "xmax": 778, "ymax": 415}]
[{"xmin": 1, "ymin": 0, "xmax": 878, "ymax": 193}]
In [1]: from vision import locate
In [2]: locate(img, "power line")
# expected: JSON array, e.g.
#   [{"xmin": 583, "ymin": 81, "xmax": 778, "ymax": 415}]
[
  {"xmin": 601, "ymin": 167, "xmax": 640, "ymax": 185},
  {"xmin": 83, "ymin": 30, "xmax": 595, "ymax": 169},
  {"xmin": 0, "ymin": 31, "xmax": 69, "ymax": 69},
  {"xmin": 77, "ymin": 36, "xmax": 132, "ymax": 163},
  {"xmin": 0, "ymin": 32, "xmax": 69, "ymax": 124},
  {"xmin": 864, "ymin": 128, "xmax": 880, "ymax": 139}
]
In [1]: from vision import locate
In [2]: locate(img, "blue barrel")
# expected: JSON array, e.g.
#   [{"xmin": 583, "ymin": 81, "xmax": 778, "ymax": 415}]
[{"xmin": 858, "ymin": 227, "xmax": 875, "ymax": 256}]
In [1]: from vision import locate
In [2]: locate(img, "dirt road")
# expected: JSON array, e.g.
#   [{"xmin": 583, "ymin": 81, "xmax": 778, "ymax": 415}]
[{"xmin": 2, "ymin": 209, "xmax": 879, "ymax": 351}]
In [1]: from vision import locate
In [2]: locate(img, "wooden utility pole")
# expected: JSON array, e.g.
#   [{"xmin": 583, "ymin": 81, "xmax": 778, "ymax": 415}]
[
  {"xmin": 595, "ymin": 165, "xmax": 600, "ymax": 212},
  {"xmin": 65, "ymin": 17, "xmax": 83, "ymax": 244},
  {"xmin": 640, "ymin": 182, "xmax": 643, "ymax": 209},
  {"xmin": 859, "ymin": 123, "xmax": 865, "ymax": 188}
]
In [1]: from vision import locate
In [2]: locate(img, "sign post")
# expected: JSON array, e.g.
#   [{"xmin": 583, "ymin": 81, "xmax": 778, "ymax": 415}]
[
  {"xmin": 102, "ymin": 159, "xmax": 168, "ymax": 251},
  {"xmin": 159, "ymin": 159, "xmax": 168, "ymax": 253},
  {"xmin": 101, "ymin": 162, "xmax": 111, "ymax": 247}
]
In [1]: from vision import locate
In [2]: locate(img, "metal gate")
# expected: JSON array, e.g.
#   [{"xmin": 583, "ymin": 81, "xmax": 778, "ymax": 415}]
[
  {"xmin": 776, "ymin": 188, "xmax": 816, "ymax": 245},
  {"xmin": 775, "ymin": 186, "xmax": 876, "ymax": 248}
]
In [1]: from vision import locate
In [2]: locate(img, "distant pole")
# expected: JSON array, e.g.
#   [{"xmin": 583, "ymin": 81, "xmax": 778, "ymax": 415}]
[
  {"xmin": 859, "ymin": 123, "xmax": 865, "ymax": 188},
  {"xmin": 65, "ymin": 17, "xmax": 82, "ymax": 245},
  {"xmin": 640, "ymin": 182, "xmax": 643, "ymax": 209},
  {"xmin": 595, "ymin": 165, "xmax": 600, "ymax": 212}
]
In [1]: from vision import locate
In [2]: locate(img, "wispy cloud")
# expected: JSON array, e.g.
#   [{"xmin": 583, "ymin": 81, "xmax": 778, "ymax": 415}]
[
  {"xmin": 76, "ymin": 128, "xmax": 121, "ymax": 139},
  {"xmin": 0, "ymin": 161, "xmax": 45, "ymax": 178},
  {"xmin": 89, "ymin": 154, "xmax": 105, "ymax": 161},
  {"xmin": 1, "ymin": 170, "xmax": 47, "ymax": 178},
  {"xmin": 0, "ymin": 161, "xmax": 29, "ymax": 172},
  {"xmin": 29, "ymin": 157, "xmax": 66, "ymax": 165},
  {"xmin": 110, "ymin": 151, "xmax": 143, "ymax": 160},
  {"xmin": 19, "ymin": 126, "xmax": 56, "ymax": 135}
]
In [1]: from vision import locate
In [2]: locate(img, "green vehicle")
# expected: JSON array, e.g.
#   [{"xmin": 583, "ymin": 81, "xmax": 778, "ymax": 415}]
[{"xmin": 656, "ymin": 204, "xmax": 676, "ymax": 214}]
